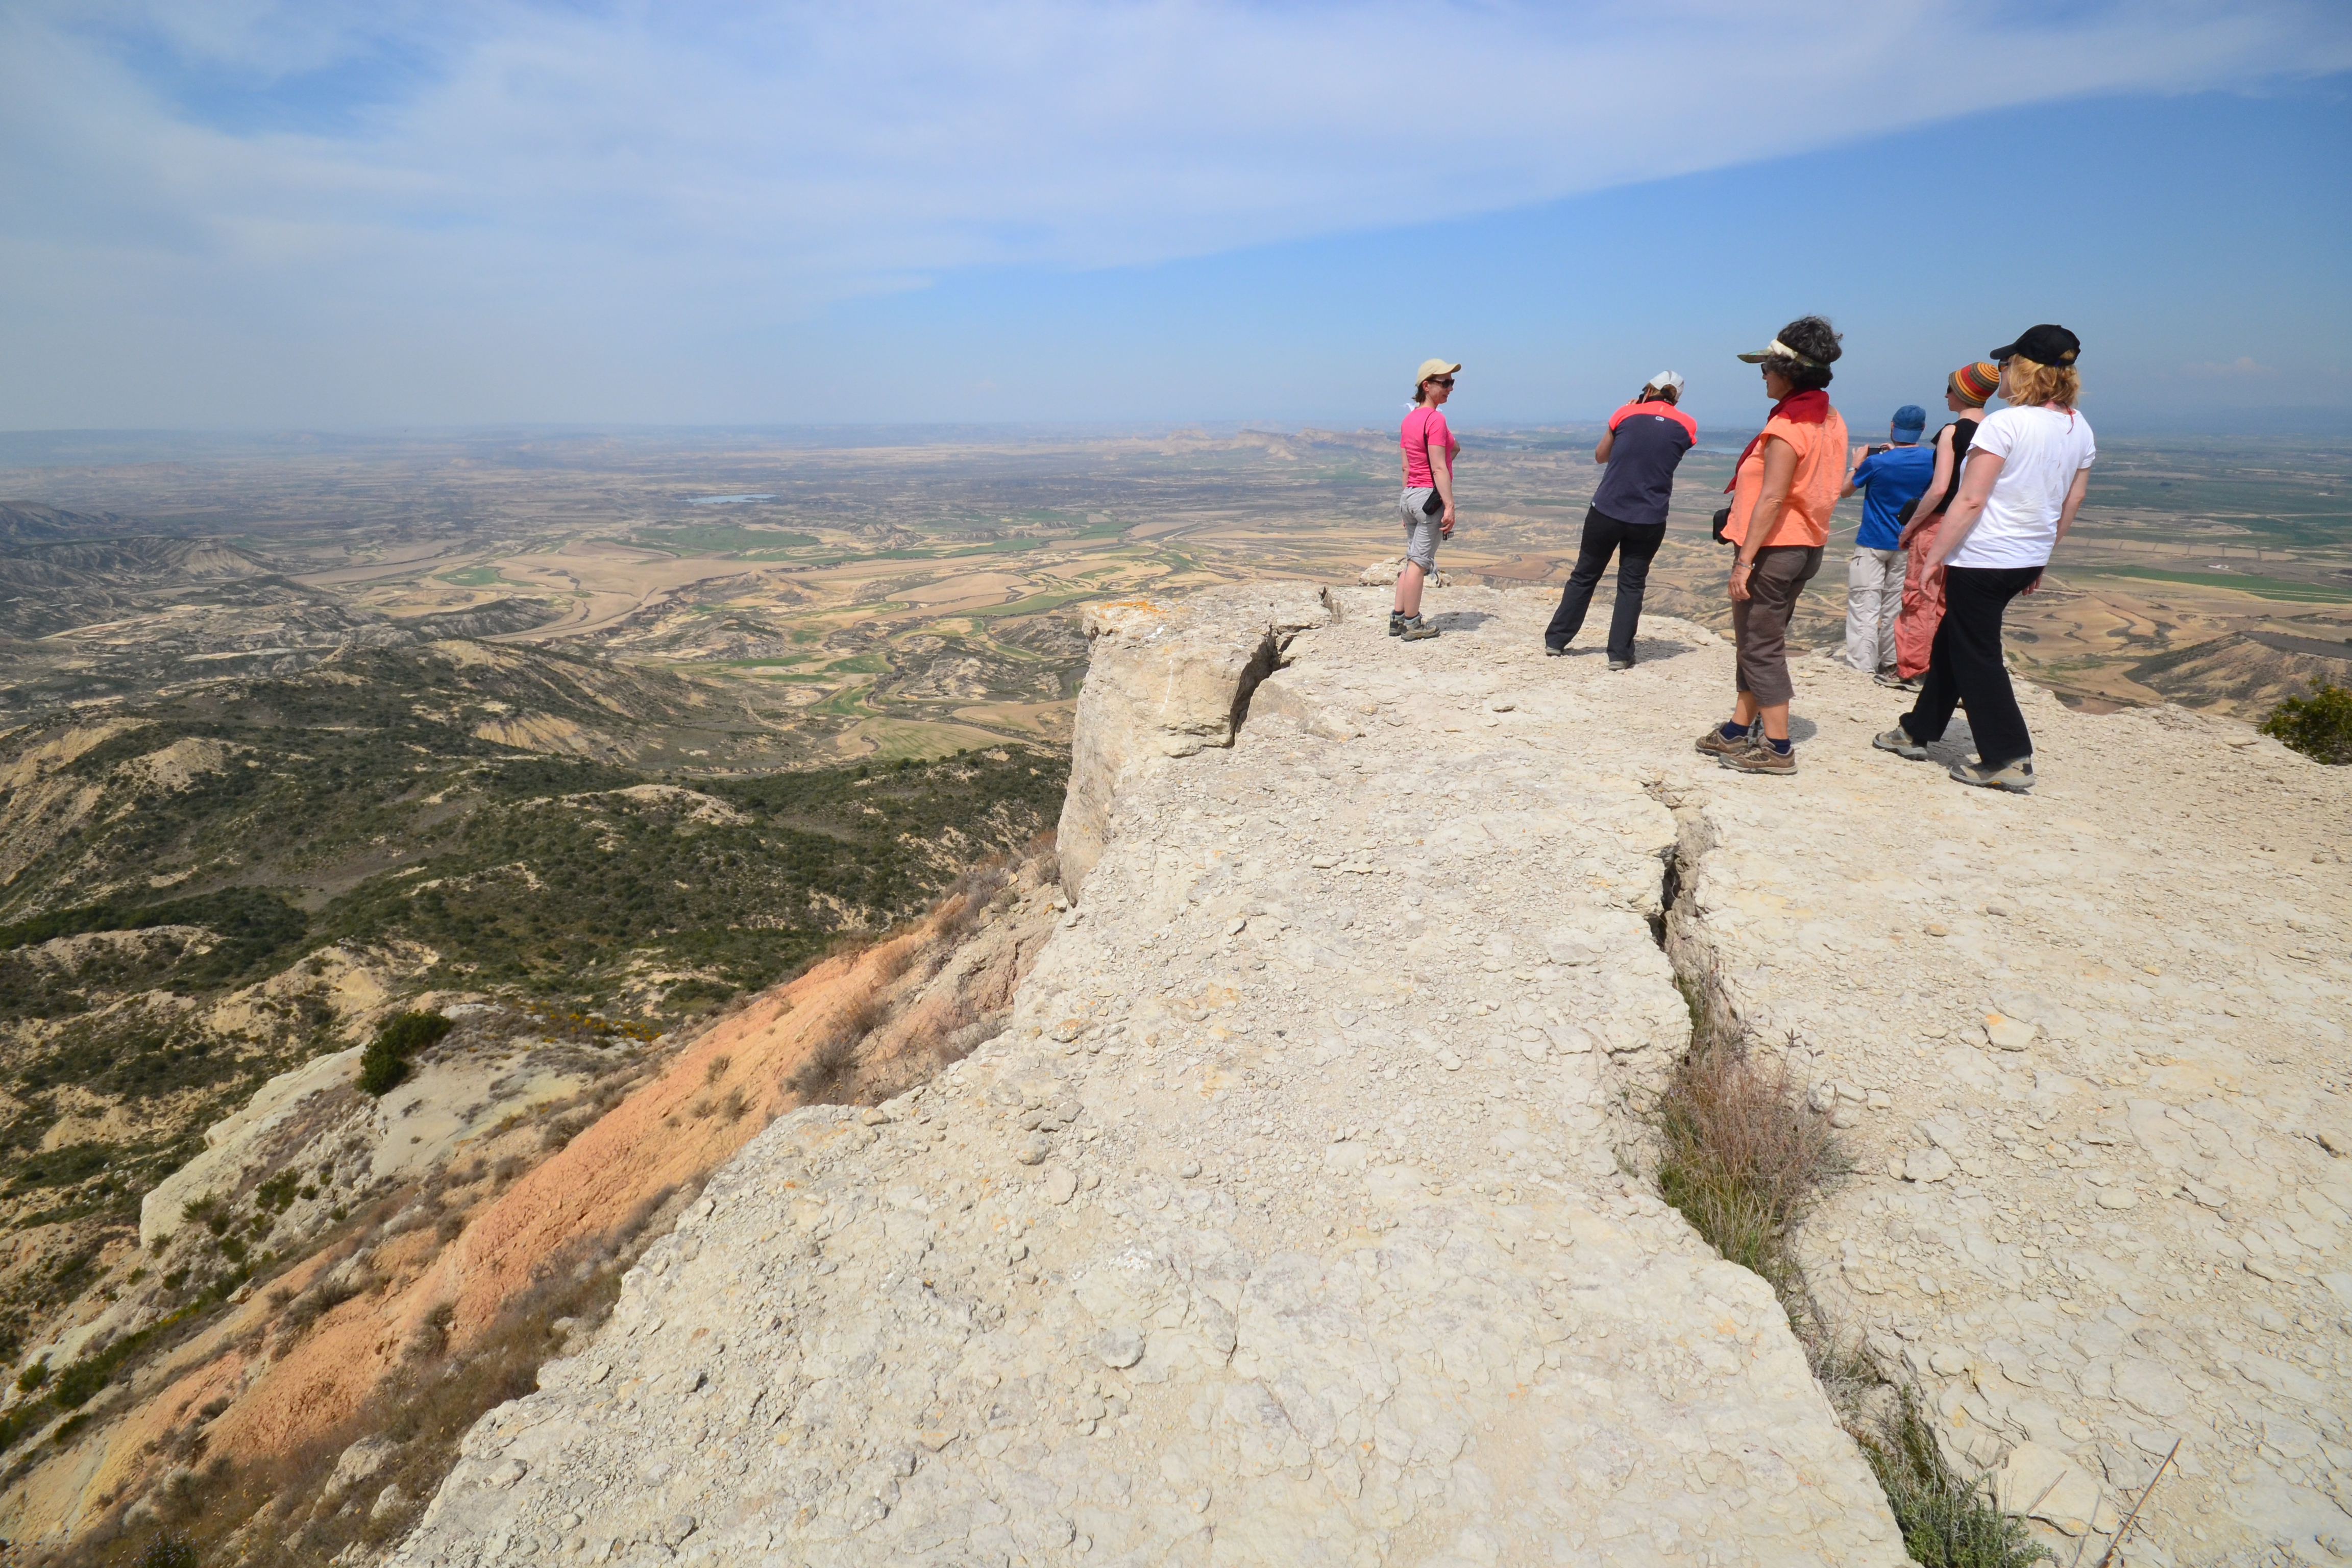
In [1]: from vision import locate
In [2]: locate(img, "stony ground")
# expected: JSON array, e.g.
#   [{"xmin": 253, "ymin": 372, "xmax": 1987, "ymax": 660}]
[{"xmin": 388, "ymin": 581, "xmax": 2351, "ymax": 1568}]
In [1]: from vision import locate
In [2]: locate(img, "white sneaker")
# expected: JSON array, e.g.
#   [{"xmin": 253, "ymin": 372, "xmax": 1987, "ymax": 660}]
[{"xmin": 1949, "ymin": 757, "xmax": 2035, "ymax": 793}]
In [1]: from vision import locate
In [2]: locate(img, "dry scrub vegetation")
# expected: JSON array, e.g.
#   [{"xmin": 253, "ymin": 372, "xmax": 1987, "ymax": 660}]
[
  {"xmin": 28, "ymin": 843, "xmax": 1063, "ymax": 1567},
  {"xmin": 82, "ymin": 1184, "xmax": 694, "ymax": 1567},
  {"xmin": 782, "ymin": 842, "xmax": 1050, "ymax": 1110}
]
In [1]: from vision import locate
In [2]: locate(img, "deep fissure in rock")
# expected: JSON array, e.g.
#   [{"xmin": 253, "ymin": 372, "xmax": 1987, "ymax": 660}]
[
  {"xmin": 1650, "ymin": 847, "xmax": 1679, "ymax": 951},
  {"xmin": 1638, "ymin": 786, "xmax": 2047, "ymax": 1565},
  {"xmin": 1223, "ymin": 630, "xmax": 1282, "ymax": 739}
]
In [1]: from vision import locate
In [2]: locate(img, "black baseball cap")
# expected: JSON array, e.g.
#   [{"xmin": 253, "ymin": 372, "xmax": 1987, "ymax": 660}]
[{"xmin": 1989, "ymin": 324, "xmax": 2080, "ymax": 366}]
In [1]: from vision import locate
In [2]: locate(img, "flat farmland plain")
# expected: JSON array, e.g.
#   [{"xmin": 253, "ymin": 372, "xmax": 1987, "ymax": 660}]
[{"xmin": 5, "ymin": 424, "xmax": 2346, "ymax": 757}]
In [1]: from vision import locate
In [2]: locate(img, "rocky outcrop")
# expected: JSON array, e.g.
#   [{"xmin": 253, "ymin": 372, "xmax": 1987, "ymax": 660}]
[
  {"xmin": 1054, "ymin": 585, "xmax": 1329, "ymax": 899},
  {"xmin": 139, "ymin": 1045, "xmax": 363, "ymax": 1247},
  {"xmin": 390, "ymin": 580, "xmax": 2352, "ymax": 1568},
  {"xmin": 1656, "ymin": 665, "xmax": 2352, "ymax": 1560},
  {"xmin": 390, "ymin": 585, "xmax": 1907, "ymax": 1567}
]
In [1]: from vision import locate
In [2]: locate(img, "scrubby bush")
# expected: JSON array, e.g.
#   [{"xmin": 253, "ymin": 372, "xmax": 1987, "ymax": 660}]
[
  {"xmin": 137, "ymin": 1531, "xmax": 199, "ymax": 1568},
  {"xmin": 359, "ymin": 1011, "xmax": 453, "ymax": 1096},
  {"xmin": 2261, "ymin": 680, "xmax": 2352, "ymax": 764},
  {"xmin": 785, "ymin": 991, "xmax": 883, "ymax": 1103},
  {"xmin": 1863, "ymin": 1388, "xmax": 2052, "ymax": 1567},
  {"xmin": 1653, "ymin": 1037, "xmax": 1842, "ymax": 1298}
]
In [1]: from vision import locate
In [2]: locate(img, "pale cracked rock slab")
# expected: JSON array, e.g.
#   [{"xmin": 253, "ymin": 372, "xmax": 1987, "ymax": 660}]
[
  {"xmin": 1641, "ymin": 617, "xmax": 2352, "ymax": 1562},
  {"xmin": 1056, "ymin": 582, "xmax": 1331, "ymax": 900},
  {"xmin": 393, "ymin": 584, "xmax": 1905, "ymax": 1568}
]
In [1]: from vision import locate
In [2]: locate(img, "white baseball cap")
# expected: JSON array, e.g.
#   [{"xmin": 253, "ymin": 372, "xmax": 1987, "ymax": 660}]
[{"xmin": 1645, "ymin": 370, "xmax": 1684, "ymax": 394}]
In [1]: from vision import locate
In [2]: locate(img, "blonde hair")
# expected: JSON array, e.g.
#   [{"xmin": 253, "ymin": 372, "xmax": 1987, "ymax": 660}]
[{"xmin": 2004, "ymin": 355, "xmax": 2080, "ymax": 410}]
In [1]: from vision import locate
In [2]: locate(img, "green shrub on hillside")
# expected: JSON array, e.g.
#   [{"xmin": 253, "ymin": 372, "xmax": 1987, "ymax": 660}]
[
  {"xmin": 360, "ymin": 1011, "xmax": 453, "ymax": 1096},
  {"xmin": 137, "ymin": 1534, "xmax": 199, "ymax": 1568},
  {"xmin": 2261, "ymin": 680, "xmax": 2352, "ymax": 764},
  {"xmin": 7, "ymin": 1143, "xmax": 111, "ymax": 1191},
  {"xmin": 0, "ymin": 886, "xmax": 307, "ymax": 979}
]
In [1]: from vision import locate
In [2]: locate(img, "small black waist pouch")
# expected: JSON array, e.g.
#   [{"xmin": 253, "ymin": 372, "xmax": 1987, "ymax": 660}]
[{"xmin": 1711, "ymin": 507, "xmax": 1732, "ymax": 543}]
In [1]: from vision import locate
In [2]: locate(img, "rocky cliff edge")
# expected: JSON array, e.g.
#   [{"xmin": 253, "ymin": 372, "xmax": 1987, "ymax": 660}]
[{"xmin": 391, "ymin": 581, "xmax": 2352, "ymax": 1568}]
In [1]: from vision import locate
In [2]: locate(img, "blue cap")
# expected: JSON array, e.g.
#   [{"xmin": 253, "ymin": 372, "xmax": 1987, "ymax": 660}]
[{"xmin": 1891, "ymin": 404, "xmax": 1927, "ymax": 436}]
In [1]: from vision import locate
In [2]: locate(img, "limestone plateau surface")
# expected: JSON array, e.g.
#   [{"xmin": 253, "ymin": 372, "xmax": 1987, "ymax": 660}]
[{"xmin": 393, "ymin": 583, "xmax": 2351, "ymax": 1568}]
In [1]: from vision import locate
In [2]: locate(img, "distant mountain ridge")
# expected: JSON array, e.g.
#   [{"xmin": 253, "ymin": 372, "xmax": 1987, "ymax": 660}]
[
  {"xmin": 0, "ymin": 535, "xmax": 274, "ymax": 592},
  {"xmin": 0, "ymin": 501, "xmax": 184, "ymax": 549}
]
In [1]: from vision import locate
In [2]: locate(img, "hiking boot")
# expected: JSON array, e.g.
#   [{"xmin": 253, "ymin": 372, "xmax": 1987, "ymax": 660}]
[
  {"xmin": 1873, "ymin": 728, "xmax": 1928, "ymax": 761},
  {"xmin": 1544, "ymin": 643, "xmax": 1567, "ymax": 657},
  {"xmin": 1949, "ymin": 756, "xmax": 2035, "ymax": 793},
  {"xmin": 1874, "ymin": 670, "xmax": 1920, "ymax": 691},
  {"xmin": 1720, "ymin": 740, "xmax": 1797, "ymax": 776},
  {"xmin": 1606, "ymin": 656, "xmax": 1635, "ymax": 672},
  {"xmin": 1694, "ymin": 723, "xmax": 1756, "ymax": 758},
  {"xmin": 1399, "ymin": 616, "xmax": 1441, "ymax": 642},
  {"xmin": 1388, "ymin": 610, "xmax": 1407, "ymax": 638}
]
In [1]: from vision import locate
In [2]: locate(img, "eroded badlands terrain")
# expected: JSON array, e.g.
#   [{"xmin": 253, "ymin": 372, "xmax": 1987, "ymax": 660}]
[{"xmin": 392, "ymin": 583, "xmax": 2350, "ymax": 1567}]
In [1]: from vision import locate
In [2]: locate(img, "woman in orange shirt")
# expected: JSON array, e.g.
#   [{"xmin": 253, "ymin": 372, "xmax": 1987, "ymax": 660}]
[{"xmin": 1696, "ymin": 315, "xmax": 1848, "ymax": 776}]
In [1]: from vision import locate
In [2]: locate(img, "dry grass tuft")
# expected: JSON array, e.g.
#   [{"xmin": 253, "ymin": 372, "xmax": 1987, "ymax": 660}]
[
  {"xmin": 1653, "ymin": 1033, "xmax": 1843, "ymax": 1300},
  {"xmin": 1025, "ymin": 828, "xmax": 1059, "ymax": 890},
  {"xmin": 1652, "ymin": 989, "xmax": 2046, "ymax": 1568},
  {"xmin": 1863, "ymin": 1389, "xmax": 2052, "ymax": 1567},
  {"xmin": 785, "ymin": 988, "xmax": 885, "ymax": 1104},
  {"xmin": 938, "ymin": 857, "xmax": 1014, "ymax": 939}
]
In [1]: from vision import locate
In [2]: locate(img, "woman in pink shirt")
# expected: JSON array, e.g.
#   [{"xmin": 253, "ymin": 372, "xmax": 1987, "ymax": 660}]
[{"xmin": 1393, "ymin": 358, "xmax": 1460, "ymax": 642}]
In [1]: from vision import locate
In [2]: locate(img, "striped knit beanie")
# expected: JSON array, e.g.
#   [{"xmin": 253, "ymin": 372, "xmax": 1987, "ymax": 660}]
[{"xmin": 1949, "ymin": 360, "xmax": 2000, "ymax": 406}]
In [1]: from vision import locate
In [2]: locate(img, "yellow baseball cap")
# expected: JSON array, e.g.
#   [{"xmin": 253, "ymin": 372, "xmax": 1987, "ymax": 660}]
[{"xmin": 1416, "ymin": 359, "xmax": 1461, "ymax": 383}]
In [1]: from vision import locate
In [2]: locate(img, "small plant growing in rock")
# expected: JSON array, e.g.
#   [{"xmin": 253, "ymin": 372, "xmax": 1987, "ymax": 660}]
[
  {"xmin": 2261, "ymin": 679, "xmax": 2352, "ymax": 764},
  {"xmin": 360, "ymin": 1011, "xmax": 454, "ymax": 1096},
  {"xmin": 255, "ymin": 1170, "xmax": 301, "ymax": 1213},
  {"xmin": 1652, "ymin": 1035, "xmax": 1841, "ymax": 1298},
  {"xmin": 137, "ymin": 1529, "xmax": 200, "ymax": 1567},
  {"xmin": 1863, "ymin": 1389, "xmax": 2051, "ymax": 1567}
]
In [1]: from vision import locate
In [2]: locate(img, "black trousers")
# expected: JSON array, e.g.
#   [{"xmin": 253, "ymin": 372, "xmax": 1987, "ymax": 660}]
[
  {"xmin": 1545, "ymin": 506, "xmax": 1668, "ymax": 659},
  {"xmin": 1900, "ymin": 564, "xmax": 2041, "ymax": 768}
]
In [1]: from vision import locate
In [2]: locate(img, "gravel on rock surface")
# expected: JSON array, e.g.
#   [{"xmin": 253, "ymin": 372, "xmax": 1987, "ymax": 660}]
[{"xmin": 390, "ymin": 582, "xmax": 2352, "ymax": 1568}]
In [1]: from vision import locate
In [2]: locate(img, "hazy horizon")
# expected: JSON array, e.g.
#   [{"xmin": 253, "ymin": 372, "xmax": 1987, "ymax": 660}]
[{"xmin": 6, "ymin": 415, "xmax": 2352, "ymax": 478}]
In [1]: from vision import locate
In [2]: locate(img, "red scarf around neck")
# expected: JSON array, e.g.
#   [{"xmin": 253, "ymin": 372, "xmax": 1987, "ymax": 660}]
[{"xmin": 1724, "ymin": 388, "xmax": 1830, "ymax": 492}]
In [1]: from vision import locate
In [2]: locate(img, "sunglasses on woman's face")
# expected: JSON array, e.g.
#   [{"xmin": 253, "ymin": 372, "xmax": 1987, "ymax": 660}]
[{"xmin": 1429, "ymin": 377, "xmax": 1455, "ymax": 387}]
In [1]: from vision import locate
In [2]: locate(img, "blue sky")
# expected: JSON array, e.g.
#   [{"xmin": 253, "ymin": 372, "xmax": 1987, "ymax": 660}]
[{"xmin": 3, "ymin": 2, "xmax": 2348, "ymax": 432}]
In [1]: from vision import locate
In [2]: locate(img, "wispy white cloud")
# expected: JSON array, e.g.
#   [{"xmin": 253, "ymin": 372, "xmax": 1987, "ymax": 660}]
[{"xmin": 2, "ymin": 1, "xmax": 2347, "ymax": 422}]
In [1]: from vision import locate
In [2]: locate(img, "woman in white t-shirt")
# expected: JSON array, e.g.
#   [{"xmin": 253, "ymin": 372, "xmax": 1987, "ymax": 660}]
[{"xmin": 1873, "ymin": 324, "xmax": 2092, "ymax": 793}]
